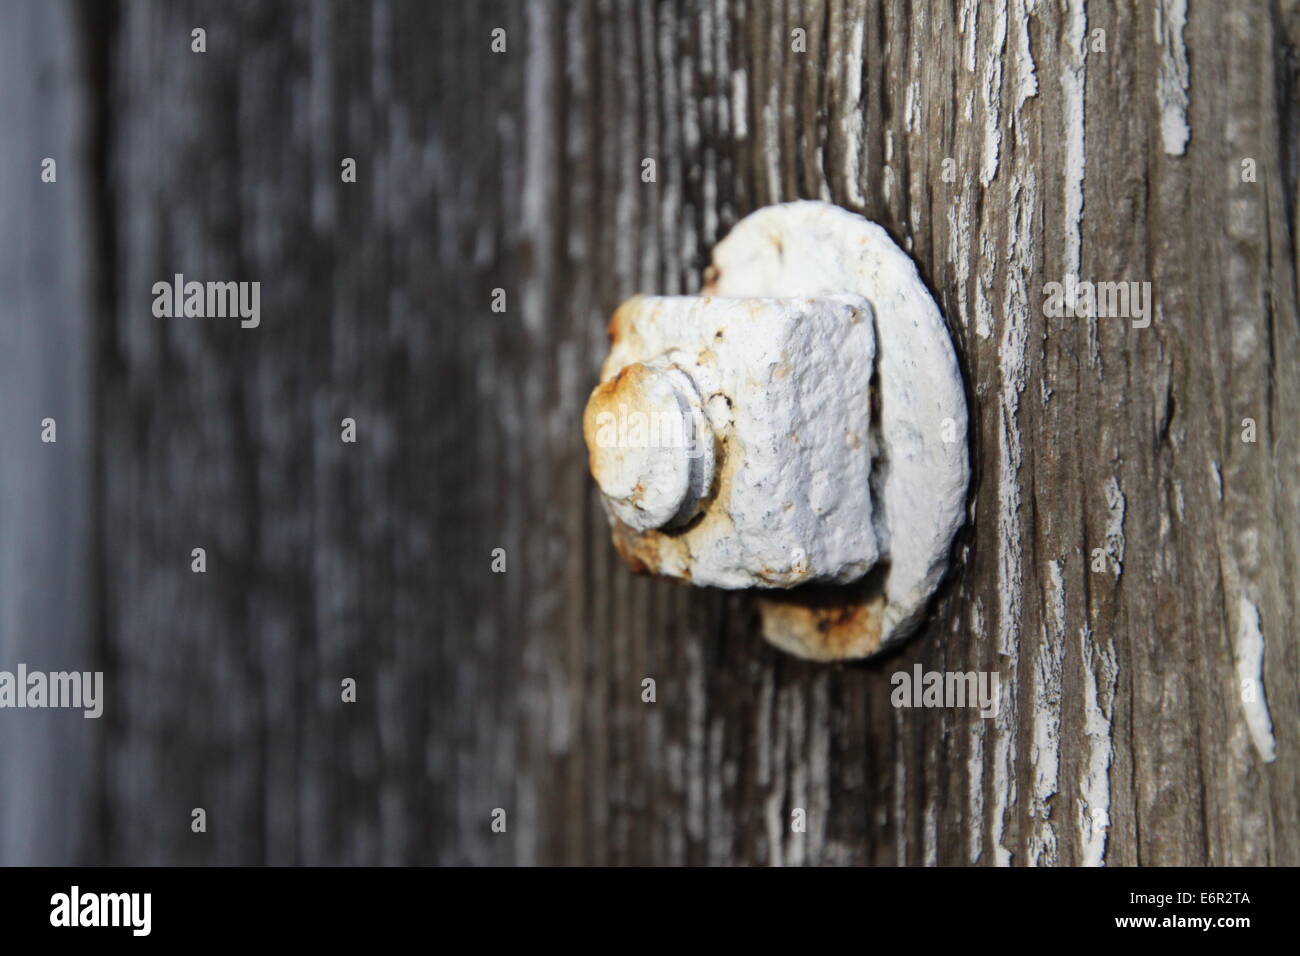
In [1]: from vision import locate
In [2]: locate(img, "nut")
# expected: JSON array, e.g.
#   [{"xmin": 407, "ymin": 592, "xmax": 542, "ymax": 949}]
[
  {"xmin": 586, "ymin": 293, "xmax": 878, "ymax": 589},
  {"xmin": 585, "ymin": 201, "xmax": 969, "ymax": 660}
]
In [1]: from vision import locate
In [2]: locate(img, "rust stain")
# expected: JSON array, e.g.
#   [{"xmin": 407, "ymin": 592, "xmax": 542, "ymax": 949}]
[
  {"xmin": 602, "ymin": 430, "xmax": 738, "ymax": 579},
  {"xmin": 611, "ymin": 520, "xmax": 684, "ymax": 577},
  {"xmin": 758, "ymin": 577, "xmax": 886, "ymax": 661},
  {"xmin": 606, "ymin": 296, "xmax": 655, "ymax": 351}
]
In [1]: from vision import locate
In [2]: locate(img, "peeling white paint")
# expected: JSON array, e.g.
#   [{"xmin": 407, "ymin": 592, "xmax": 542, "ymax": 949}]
[
  {"xmin": 814, "ymin": 146, "xmax": 833, "ymax": 202},
  {"xmin": 924, "ymin": 798, "xmax": 939, "ymax": 866},
  {"xmin": 883, "ymin": 129, "xmax": 895, "ymax": 205},
  {"xmin": 1079, "ymin": 625, "xmax": 1117, "ymax": 866},
  {"xmin": 968, "ymin": 721, "xmax": 986, "ymax": 863},
  {"xmin": 1013, "ymin": 0, "xmax": 1039, "ymax": 114},
  {"xmin": 979, "ymin": 1, "xmax": 1008, "ymax": 186},
  {"xmin": 1049, "ymin": 561, "xmax": 1068, "ymax": 637},
  {"xmin": 992, "ymin": 714, "xmax": 1017, "ymax": 866},
  {"xmin": 1155, "ymin": 0, "xmax": 1190, "ymax": 156},
  {"xmin": 905, "ymin": 79, "xmax": 921, "ymax": 134},
  {"xmin": 976, "ymin": 234, "xmax": 995, "ymax": 340},
  {"xmin": 1210, "ymin": 459, "xmax": 1223, "ymax": 500},
  {"xmin": 969, "ymin": 584, "xmax": 988, "ymax": 881},
  {"xmin": 730, "ymin": 68, "xmax": 748, "ymax": 140},
  {"xmin": 1061, "ymin": 0, "xmax": 1088, "ymax": 318},
  {"xmin": 1234, "ymin": 596, "xmax": 1277, "ymax": 762},
  {"xmin": 1028, "ymin": 559, "xmax": 1065, "ymax": 866},
  {"xmin": 1105, "ymin": 476, "xmax": 1126, "ymax": 577},
  {"xmin": 762, "ymin": 96, "xmax": 780, "ymax": 201},
  {"xmin": 991, "ymin": 161, "xmax": 1037, "ymax": 866},
  {"xmin": 840, "ymin": 19, "xmax": 867, "ymax": 208},
  {"xmin": 946, "ymin": 183, "xmax": 975, "ymax": 334},
  {"xmin": 960, "ymin": 0, "xmax": 979, "ymax": 73}
]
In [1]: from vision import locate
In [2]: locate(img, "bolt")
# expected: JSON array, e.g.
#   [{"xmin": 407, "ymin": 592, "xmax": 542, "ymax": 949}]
[
  {"xmin": 584, "ymin": 201, "xmax": 969, "ymax": 661},
  {"xmin": 583, "ymin": 360, "xmax": 714, "ymax": 532}
]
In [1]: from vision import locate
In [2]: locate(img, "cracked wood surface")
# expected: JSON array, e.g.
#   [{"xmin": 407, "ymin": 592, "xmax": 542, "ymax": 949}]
[{"xmin": 2, "ymin": 0, "xmax": 1298, "ymax": 865}]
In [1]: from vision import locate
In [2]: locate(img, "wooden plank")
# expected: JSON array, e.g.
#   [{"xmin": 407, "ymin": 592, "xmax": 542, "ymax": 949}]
[
  {"xmin": 0, "ymin": 0, "xmax": 99, "ymax": 865},
  {"xmin": 14, "ymin": 0, "xmax": 1297, "ymax": 865}
]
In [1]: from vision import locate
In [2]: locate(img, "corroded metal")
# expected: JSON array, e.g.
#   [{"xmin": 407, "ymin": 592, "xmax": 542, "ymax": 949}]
[{"xmin": 585, "ymin": 201, "xmax": 969, "ymax": 660}]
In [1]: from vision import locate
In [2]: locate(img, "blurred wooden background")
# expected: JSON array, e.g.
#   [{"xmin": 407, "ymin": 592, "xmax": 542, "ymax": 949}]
[{"xmin": 1, "ymin": 0, "xmax": 1297, "ymax": 865}]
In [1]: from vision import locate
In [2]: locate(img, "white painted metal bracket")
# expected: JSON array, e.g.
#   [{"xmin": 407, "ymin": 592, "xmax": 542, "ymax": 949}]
[{"xmin": 584, "ymin": 201, "xmax": 969, "ymax": 660}]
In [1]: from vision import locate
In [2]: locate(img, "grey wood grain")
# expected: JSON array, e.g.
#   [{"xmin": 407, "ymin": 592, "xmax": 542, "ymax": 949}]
[
  {"xmin": 0, "ymin": 0, "xmax": 99, "ymax": 866},
  {"xmin": 3, "ymin": 0, "xmax": 1297, "ymax": 866}
]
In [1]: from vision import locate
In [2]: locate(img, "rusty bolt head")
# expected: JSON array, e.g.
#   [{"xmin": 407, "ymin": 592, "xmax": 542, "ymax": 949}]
[
  {"xmin": 583, "ymin": 360, "xmax": 714, "ymax": 532},
  {"xmin": 586, "ymin": 202, "xmax": 969, "ymax": 662}
]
